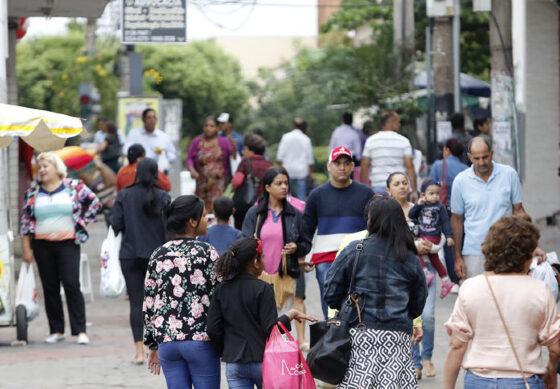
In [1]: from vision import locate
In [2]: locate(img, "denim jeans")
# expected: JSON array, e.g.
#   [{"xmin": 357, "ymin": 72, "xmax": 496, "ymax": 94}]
[
  {"xmin": 158, "ymin": 340, "xmax": 220, "ymax": 389},
  {"xmin": 464, "ymin": 371, "xmax": 544, "ymax": 389},
  {"xmin": 315, "ymin": 262, "xmax": 332, "ymax": 320},
  {"xmin": 226, "ymin": 362, "xmax": 263, "ymax": 389},
  {"xmin": 290, "ymin": 178, "xmax": 307, "ymax": 200},
  {"xmin": 412, "ymin": 263, "xmax": 436, "ymax": 368}
]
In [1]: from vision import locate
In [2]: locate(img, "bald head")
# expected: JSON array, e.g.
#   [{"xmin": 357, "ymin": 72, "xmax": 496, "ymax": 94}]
[
  {"xmin": 468, "ymin": 136, "xmax": 493, "ymax": 176},
  {"xmin": 468, "ymin": 136, "xmax": 492, "ymax": 154}
]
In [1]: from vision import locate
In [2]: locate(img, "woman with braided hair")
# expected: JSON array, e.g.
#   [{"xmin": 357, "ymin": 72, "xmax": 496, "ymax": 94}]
[{"xmin": 207, "ymin": 237, "xmax": 317, "ymax": 389}]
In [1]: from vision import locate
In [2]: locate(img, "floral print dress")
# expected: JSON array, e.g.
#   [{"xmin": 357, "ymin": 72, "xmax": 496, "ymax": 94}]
[{"xmin": 143, "ymin": 238, "xmax": 220, "ymax": 349}]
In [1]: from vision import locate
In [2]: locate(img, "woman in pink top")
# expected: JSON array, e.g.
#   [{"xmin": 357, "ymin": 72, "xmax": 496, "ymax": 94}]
[{"xmin": 444, "ymin": 216, "xmax": 560, "ymax": 389}]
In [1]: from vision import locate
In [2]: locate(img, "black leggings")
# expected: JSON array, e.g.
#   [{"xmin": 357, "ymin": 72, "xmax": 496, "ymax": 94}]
[
  {"xmin": 32, "ymin": 239, "xmax": 85, "ymax": 335},
  {"xmin": 120, "ymin": 258, "xmax": 149, "ymax": 342}
]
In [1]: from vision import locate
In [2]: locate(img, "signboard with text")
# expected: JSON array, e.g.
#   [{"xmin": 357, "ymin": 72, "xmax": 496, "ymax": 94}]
[{"xmin": 122, "ymin": 0, "xmax": 187, "ymax": 44}]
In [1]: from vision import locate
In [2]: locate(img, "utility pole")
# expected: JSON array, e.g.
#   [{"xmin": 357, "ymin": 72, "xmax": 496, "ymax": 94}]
[
  {"xmin": 490, "ymin": 0, "xmax": 516, "ymax": 168},
  {"xmin": 432, "ymin": 16, "xmax": 454, "ymax": 129},
  {"xmin": 393, "ymin": 0, "xmax": 415, "ymax": 61}
]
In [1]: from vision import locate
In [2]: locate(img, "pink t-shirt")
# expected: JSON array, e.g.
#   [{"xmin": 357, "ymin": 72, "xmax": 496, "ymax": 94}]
[{"xmin": 260, "ymin": 209, "xmax": 284, "ymax": 274}]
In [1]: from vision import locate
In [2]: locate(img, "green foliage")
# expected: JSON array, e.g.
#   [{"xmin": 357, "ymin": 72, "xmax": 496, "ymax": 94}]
[
  {"xmin": 138, "ymin": 41, "xmax": 250, "ymax": 138},
  {"xmin": 321, "ymin": 0, "xmax": 392, "ymax": 34},
  {"xmin": 16, "ymin": 28, "xmax": 120, "ymax": 120}
]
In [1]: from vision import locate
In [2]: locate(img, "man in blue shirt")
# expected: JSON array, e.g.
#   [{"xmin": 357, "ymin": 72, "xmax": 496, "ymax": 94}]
[
  {"xmin": 450, "ymin": 137, "xmax": 544, "ymax": 279},
  {"xmin": 217, "ymin": 112, "xmax": 244, "ymax": 157}
]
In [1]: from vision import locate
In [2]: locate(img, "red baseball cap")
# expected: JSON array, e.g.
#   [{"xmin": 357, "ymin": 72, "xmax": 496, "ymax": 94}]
[{"xmin": 329, "ymin": 146, "xmax": 353, "ymax": 163}]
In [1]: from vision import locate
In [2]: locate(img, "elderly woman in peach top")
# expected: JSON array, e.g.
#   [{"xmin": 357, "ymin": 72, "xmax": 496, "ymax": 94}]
[{"xmin": 443, "ymin": 216, "xmax": 560, "ymax": 389}]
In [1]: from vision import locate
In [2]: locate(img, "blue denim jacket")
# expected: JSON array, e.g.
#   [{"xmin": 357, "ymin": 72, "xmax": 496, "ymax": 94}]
[{"xmin": 324, "ymin": 236, "xmax": 427, "ymax": 333}]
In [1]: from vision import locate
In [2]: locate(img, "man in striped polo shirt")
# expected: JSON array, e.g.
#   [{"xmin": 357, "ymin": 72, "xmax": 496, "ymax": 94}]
[
  {"xmin": 360, "ymin": 111, "xmax": 418, "ymax": 198},
  {"xmin": 303, "ymin": 146, "xmax": 373, "ymax": 319}
]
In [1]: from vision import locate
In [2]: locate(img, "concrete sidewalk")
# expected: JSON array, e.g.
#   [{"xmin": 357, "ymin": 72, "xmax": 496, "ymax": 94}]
[{"xmin": 0, "ymin": 221, "xmax": 558, "ymax": 388}]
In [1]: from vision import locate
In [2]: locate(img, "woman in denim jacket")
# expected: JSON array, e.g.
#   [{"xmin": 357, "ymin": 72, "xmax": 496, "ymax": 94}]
[{"xmin": 324, "ymin": 197, "xmax": 427, "ymax": 388}]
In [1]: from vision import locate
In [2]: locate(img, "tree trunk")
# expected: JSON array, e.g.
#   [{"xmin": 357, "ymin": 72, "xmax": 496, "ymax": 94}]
[{"xmin": 432, "ymin": 17, "xmax": 455, "ymax": 122}]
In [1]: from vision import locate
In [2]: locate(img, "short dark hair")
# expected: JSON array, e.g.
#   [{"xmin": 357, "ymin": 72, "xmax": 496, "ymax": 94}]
[
  {"xmin": 381, "ymin": 111, "xmax": 398, "ymax": 127},
  {"xmin": 213, "ymin": 196, "xmax": 234, "ymax": 221},
  {"xmin": 445, "ymin": 138, "xmax": 464, "ymax": 158},
  {"xmin": 142, "ymin": 108, "xmax": 156, "ymax": 121},
  {"xmin": 473, "ymin": 116, "xmax": 489, "ymax": 130},
  {"xmin": 342, "ymin": 112, "xmax": 353, "ymax": 125},
  {"xmin": 293, "ymin": 117, "xmax": 308, "ymax": 132},
  {"xmin": 244, "ymin": 133, "xmax": 266, "ymax": 156},
  {"xmin": 450, "ymin": 113, "xmax": 464, "ymax": 130},
  {"xmin": 105, "ymin": 121, "xmax": 118, "ymax": 135},
  {"xmin": 127, "ymin": 144, "xmax": 146, "ymax": 164},
  {"xmin": 420, "ymin": 178, "xmax": 439, "ymax": 194},
  {"xmin": 483, "ymin": 216, "xmax": 540, "ymax": 274}
]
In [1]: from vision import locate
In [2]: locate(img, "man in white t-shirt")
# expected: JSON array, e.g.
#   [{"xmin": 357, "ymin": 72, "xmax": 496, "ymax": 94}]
[
  {"xmin": 360, "ymin": 111, "xmax": 417, "ymax": 197},
  {"xmin": 276, "ymin": 118, "xmax": 314, "ymax": 199}
]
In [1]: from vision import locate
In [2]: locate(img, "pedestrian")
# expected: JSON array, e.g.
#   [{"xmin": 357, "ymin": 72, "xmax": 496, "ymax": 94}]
[
  {"xmin": 360, "ymin": 111, "xmax": 418, "ymax": 198},
  {"xmin": 186, "ymin": 116, "xmax": 235, "ymax": 212},
  {"xmin": 443, "ymin": 216, "xmax": 560, "ymax": 389},
  {"xmin": 471, "ymin": 115, "xmax": 492, "ymax": 140},
  {"xmin": 328, "ymin": 112, "xmax": 362, "ymax": 165},
  {"xmin": 276, "ymin": 117, "xmax": 314, "ymax": 200},
  {"xmin": 93, "ymin": 117, "xmax": 109, "ymax": 145},
  {"xmin": 241, "ymin": 167, "xmax": 311, "ymax": 310},
  {"xmin": 231, "ymin": 132, "xmax": 272, "ymax": 229},
  {"xmin": 110, "ymin": 158, "xmax": 171, "ymax": 364},
  {"xmin": 408, "ymin": 179, "xmax": 455, "ymax": 298},
  {"xmin": 450, "ymin": 136, "xmax": 545, "ymax": 280},
  {"xmin": 20, "ymin": 152, "xmax": 102, "ymax": 345},
  {"xmin": 96, "ymin": 121, "xmax": 123, "ymax": 174},
  {"xmin": 144, "ymin": 195, "xmax": 221, "ymax": 389},
  {"xmin": 324, "ymin": 197, "xmax": 427, "ymax": 388},
  {"xmin": 116, "ymin": 144, "xmax": 171, "ymax": 192},
  {"xmin": 217, "ymin": 112, "xmax": 244, "ymax": 157},
  {"xmin": 386, "ymin": 171, "xmax": 441, "ymax": 379},
  {"xmin": 124, "ymin": 108, "xmax": 177, "ymax": 171},
  {"xmin": 428, "ymin": 138, "xmax": 468, "ymax": 286},
  {"xmin": 198, "ymin": 196, "xmax": 242, "ymax": 256},
  {"xmin": 302, "ymin": 146, "xmax": 373, "ymax": 319},
  {"xmin": 207, "ymin": 237, "xmax": 317, "ymax": 389},
  {"xmin": 449, "ymin": 113, "xmax": 472, "ymax": 165}
]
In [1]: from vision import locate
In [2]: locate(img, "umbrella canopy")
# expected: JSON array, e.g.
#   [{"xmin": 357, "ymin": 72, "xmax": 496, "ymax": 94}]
[
  {"xmin": 414, "ymin": 71, "xmax": 491, "ymax": 97},
  {"xmin": 0, "ymin": 104, "xmax": 85, "ymax": 151}
]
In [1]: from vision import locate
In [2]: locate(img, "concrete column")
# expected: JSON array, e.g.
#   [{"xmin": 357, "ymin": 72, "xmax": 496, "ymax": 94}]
[{"xmin": 518, "ymin": 0, "xmax": 560, "ymax": 220}]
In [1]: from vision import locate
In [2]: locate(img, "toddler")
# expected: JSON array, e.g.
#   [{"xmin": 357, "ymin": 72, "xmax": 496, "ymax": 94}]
[{"xmin": 409, "ymin": 179, "xmax": 455, "ymax": 298}]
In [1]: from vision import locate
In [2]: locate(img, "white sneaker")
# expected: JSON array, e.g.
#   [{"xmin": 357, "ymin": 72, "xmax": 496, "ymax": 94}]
[
  {"xmin": 77, "ymin": 333, "xmax": 90, "ymax": 345},
  {"xmin": 45, "ymin": 333, "xmax": 65, "ymax": 344},
  {"xmin": 451, "ymin": 284, "xmax": 460, "ymax": 294}
]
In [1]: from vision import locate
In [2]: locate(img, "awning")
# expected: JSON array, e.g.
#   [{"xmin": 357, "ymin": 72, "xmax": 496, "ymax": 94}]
[{"xmin": 0, "ymin": 103, "xmax": 85, "ymax": 151}]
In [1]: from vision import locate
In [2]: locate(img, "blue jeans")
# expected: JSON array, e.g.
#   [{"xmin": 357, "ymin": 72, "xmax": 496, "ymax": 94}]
[
  {"xmin": 412, "ymin": 263, "xmax": 436, "ymax": 368},
  {"xmin": 290, "ymin": 178, "xmax": 307, "ymax": 200},
  {"xmin": 315, "ymin": 262, "xmax": 332, "ymax": 320},
  {"xmin": 158, "ymin": 340, "xmax": 220, "ymax": 389},
  {"xmin": 226, "ymin": 362, "xmax": 262, "ymax": 389},
  {"xmin": 464, "ymin": 371, "xmax": 544, "ymax": 389}
]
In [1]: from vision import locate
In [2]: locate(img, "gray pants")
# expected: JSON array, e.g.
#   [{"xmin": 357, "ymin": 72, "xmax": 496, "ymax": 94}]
[{"xmin": 464, "ymin": 255, "xmax": 485, "ymax": 278}]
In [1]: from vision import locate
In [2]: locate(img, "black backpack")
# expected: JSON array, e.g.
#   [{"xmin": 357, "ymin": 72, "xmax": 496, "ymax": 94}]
[{"xmin": 233, "ymin": 159, "xmax": 258, "ymax": 215}]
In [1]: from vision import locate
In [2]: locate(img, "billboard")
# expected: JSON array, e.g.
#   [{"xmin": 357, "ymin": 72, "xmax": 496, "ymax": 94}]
[{"xmin": 122, "ymin": 0, "xmax": 187, "ymax": 44}]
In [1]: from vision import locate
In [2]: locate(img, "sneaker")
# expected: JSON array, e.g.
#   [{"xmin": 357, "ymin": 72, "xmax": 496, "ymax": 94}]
[
  {"xmin": 77, "ymin": 333, "xmax": 90, "ymax": 345},
  {"xmin": 423, "ymin": 268, "xmax": 435, "ymax": 286},
  {"xmin": 422, "ymin": 360, "xmax": 436, "ymax": 378},
  {"xmin": 440, "ymin": 278, "xmax": 455, "ymax": 298},
  {"xmin": 45, "ymin": 333, "xmax": 65, "ymax": 344},
  {"xmin": 451, "ymin": 284, "xmax": 460, "ymax": 294}
]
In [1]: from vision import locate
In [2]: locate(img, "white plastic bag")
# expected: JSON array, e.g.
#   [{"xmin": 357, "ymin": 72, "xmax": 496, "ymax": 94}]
[
  {"xmin": 99, "ymin": 227, "xmax": 126, "ymax": 297},
  {"xmin": 15, "ymin": 263, "xmax": 40, "ymax": 321}
]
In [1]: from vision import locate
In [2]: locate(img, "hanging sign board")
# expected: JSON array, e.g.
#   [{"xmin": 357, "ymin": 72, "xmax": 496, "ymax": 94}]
[{"xmin": 122, "ymin": 0, "xmax": 187, "ymax": 44}]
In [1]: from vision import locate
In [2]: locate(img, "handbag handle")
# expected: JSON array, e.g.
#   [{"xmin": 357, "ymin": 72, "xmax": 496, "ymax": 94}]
[
  {"xmin": 276, "ymin": 320, "xmax": 296, "ymax": 342},
  {"xmin": 484, "ymin": 273, "xmax": 530, "ymax": 389},
  {"xmin": 345, "ymin": 240, "xmax": 365, "ymax": 325}
]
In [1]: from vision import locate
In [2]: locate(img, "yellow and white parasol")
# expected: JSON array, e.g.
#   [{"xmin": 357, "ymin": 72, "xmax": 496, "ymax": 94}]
[{"xmin": 0, "ymin": 103, "xmax": 85, "ymax": 151}]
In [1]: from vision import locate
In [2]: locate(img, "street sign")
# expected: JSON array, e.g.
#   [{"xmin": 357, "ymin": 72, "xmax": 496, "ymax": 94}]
[{"xmin": 122, "ymin": 0, "xmax": 187, "ymax": 44}]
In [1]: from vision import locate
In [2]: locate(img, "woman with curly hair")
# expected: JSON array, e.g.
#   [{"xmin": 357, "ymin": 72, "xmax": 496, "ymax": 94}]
[{"xmin": 443, "ymin": 216, "xmax": 560, "ymax": 389}]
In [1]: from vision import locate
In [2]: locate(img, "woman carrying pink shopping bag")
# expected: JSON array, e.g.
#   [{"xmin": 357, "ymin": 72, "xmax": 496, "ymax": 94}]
[{"xmin": 207, "ymin": 237, "xmax": 317, "ymax": 389}]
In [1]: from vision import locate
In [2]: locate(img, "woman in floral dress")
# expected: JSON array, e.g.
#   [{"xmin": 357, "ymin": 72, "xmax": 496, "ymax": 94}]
[
  {"xmin": 186, "ymin": 116, "xmax": 235, "ymax": 212},
  {"xmin": 144, "ymin": 195, "xmax": 221, "ymax": 389}
]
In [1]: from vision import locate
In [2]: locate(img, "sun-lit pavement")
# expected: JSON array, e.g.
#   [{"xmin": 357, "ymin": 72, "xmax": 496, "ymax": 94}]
[{"xmin": 0, "ymin": 220, "xmax": 558, "ymax": 388}]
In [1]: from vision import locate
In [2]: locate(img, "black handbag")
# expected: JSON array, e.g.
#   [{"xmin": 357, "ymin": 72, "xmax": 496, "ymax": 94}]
[
  {"xmin": 306, "ymin": 241, "xmax": 365, "ymax": 385},
  {"xmin": 233, "ymin": 159, "xmax": 258, "ymax": 215}
]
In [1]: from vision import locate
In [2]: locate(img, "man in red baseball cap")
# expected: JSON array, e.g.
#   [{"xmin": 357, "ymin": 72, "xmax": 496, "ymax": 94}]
[{"xmin": 302, "ymin": 145, "xmax": 373, "ymax": 319}]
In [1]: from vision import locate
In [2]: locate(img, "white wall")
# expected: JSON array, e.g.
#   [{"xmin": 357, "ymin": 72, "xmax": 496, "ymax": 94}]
[{"xmin": 518, "ymin": 0, "xmax": 560, "ymax": 220}]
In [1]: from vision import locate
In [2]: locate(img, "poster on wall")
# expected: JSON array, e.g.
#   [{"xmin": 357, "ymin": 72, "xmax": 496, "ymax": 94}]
[
  {"xmin": 117, "ymin": 97, "xmax": 161, "ymax": 137},
  {"xmin": 160, "ymin": 99, "xmax": 183, "ymax": 143}
]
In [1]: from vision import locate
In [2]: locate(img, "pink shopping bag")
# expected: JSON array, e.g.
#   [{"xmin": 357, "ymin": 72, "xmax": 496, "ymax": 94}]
[{"xmin": 263, "ymin": 321, "xmax": 316, "ymax": 389}]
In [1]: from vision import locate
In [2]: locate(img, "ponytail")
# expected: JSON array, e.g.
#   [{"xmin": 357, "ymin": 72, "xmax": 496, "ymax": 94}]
[{"xmin": 215, "ymin": 238, "xmax": 261, "ymax": 280}]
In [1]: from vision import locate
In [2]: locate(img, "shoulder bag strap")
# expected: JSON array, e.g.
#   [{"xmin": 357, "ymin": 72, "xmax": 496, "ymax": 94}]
[
  {"xmin": 484, "ymin": 273, "xmax": 530, "ymax": 389},
  {"xmin": 254, "ymin": 214, "xmax": 261, "ymax": 239},
  {"xmin": 347, "ymin": 239, "xmax": 365, "ymax": 325}
]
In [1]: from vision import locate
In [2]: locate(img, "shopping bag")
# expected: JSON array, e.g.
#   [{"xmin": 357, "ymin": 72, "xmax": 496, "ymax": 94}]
[
  {"xmin": 15, "ymin": 263, "xmax": 39, "ymax": 321},
  {"xmin": 99, "ymin": 227, "xmax": 126, "ymax": 297},
  {"xmin": 263, "ymin": 321, "xmax": 316, "ymax": 389}
]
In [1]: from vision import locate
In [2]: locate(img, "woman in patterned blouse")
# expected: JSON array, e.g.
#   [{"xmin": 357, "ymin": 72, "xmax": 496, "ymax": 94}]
[{"xmin": 144, "ymin": 195, "xmax": 220, "ymax": 389}]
